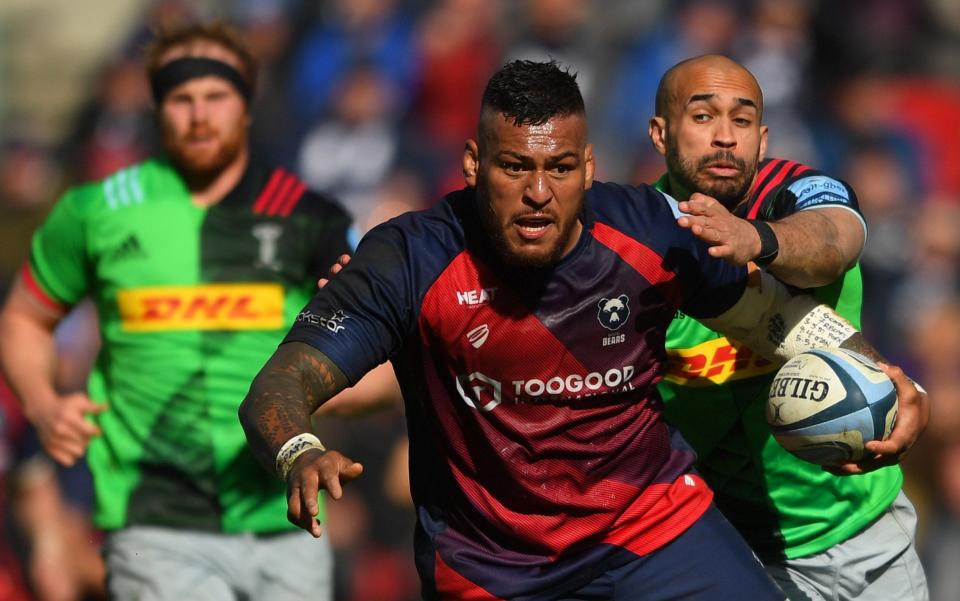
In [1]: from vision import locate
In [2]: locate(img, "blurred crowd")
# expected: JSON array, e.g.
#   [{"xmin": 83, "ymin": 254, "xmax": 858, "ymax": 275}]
[{"xmin": 1, "ymin": 1, "xmax": 958, "ymax": 600}]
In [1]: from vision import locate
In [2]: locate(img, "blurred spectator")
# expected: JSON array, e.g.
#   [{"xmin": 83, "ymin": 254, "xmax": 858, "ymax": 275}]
[
  {"xmin": 233, "ymin": 0, "xmax": 303, "ymax": 167},
  {"xmin": 406, "ymin": 0, "xmax": 503, "ymax": 197},
  {"xmin": 297, "ymin": 65, "xmax": 401, "ymax": 227},
  {"xmin": 504, "ymin": 0, "xmax": 597, "ymax": 101},
  {"xmin": 907, "ymin": 300, "xmax": 960, "ymax": 441},
  {"xmin": 594, "ymin": 0, "xmax": 745, "ymax": 181},
  {"xmin": 63, "ymin": 56, "xmax": 157, "ymax": 182},
  {"xmin": 841, "ymin": 140, "xmax": 918, "ymax": 359},
  {"xmin": 0, "ymin": 377, "xmax": 33, "ymax": 601},
  {"xmin": 0, "ymin": 0, "xmax": 150, "ymax": 147},
  {"xmin": 735, "ymin": 0, "xmax": 819, "ymax": 164},
  {"xmin": 887, "ymin": 202, "xmax": 960, "ymax": 361},
  {"xmin": 288, "ymin": 0, "xmax": 419, "ymax": 133},
  {"xmin": 921, "ymin": 438, "xmax": 960, "ymax": 601}
]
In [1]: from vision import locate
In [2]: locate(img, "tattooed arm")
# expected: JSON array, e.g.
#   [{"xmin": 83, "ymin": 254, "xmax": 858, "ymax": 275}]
[{"xmin": 239, "ymin": 341, "xmax": 364, "ymax": 537}]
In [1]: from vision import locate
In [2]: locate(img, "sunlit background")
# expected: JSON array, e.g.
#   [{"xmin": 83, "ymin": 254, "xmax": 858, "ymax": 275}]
[{"xmin": 1, "ymin": 1, "xmax": 958, "ymax": 600}]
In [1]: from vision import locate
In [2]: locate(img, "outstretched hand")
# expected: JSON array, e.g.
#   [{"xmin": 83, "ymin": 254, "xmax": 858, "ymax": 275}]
[
  {"xmin": 826, "ymin": 363, "xmax": 929, "ymax": 476},
  {"xmin": 317, "ymin": 254, "xmax": 352, "ymax": 289},
  {"xmin": 677, "ymin": 193, "xmax": 761, "ymax": 265},
  {"xmin": 286, "ymin": 448, "xmax": 363, "ymax": 537}
]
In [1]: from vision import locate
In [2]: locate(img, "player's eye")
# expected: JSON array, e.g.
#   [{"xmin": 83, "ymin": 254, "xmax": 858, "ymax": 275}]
[
  {"xmin": 693, "ymin": 114, "xmax": 711, "ymax": 123},
  {"xmin": 501, "ymin": 161, "xmax": 524, "ymax": 173}
]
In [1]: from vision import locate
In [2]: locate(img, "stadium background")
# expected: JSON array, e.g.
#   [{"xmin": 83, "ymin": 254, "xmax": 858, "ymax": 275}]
[{"xmin": 0, "ymin": 1, "xmax": 958, "ymax": 600}]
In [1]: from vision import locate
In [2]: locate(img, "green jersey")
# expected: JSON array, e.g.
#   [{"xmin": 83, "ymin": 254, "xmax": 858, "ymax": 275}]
[
  {"xmin": 656, "ymin": 159, "xmax": 902, "ymax": 561},
  {"xmin": 25, "ymin": 159, "xmax": 354, "ymax": 533}
]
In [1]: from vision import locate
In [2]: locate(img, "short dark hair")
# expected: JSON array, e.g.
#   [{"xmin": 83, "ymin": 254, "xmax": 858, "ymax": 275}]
[{"xmin": 480, "ymin": 60, "xmax": 584, "ymax": 128}]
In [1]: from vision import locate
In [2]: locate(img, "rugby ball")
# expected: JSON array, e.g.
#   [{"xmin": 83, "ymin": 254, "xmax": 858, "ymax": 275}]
[{"xmin": 766, "ymin": 348, "xmax": 897, "ymax": 466}]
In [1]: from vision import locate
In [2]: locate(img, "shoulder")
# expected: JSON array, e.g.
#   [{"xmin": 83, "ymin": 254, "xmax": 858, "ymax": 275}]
[
  {"xmin": 54, "ymin": 159, "xmax": 166, "ymax": 218},
  {"xmin": 359, "ymin": 188, "xmax": 467, "ymax": 255},
  {"xmin": 587, "ymin": 180, "xmax": 684, "ymax": 232},
  {"xmin": 753, "ymin": 158, "xmax": 859, "ymax": 217}
]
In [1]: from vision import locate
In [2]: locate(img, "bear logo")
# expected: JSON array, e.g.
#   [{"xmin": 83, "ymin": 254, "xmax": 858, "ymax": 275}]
[{"xmin": 597, "ymin": 294, "xmax": 630, "ymax": 331}]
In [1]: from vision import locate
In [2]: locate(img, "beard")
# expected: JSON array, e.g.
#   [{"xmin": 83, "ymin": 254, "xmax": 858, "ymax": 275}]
[
  {"xmin": 163, "ymin": 124, "xmax": 246, "ymax": 186},
  {"xmin": 666, "ymin": 144, "xmax": 756, "ymax": 209},
  {"xmin": 476, "ymin": 188, "xmax": 576, "ymax": 273}
]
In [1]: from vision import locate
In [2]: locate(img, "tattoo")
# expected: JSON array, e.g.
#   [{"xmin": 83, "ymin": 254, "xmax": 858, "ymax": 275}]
[
  {"xmin": 238, "ymin": 342, "xmax": 349, "ymax": 473},
  {"xmin": 839, "ymin": 332, "xmax": 887, "ymax": 365}
]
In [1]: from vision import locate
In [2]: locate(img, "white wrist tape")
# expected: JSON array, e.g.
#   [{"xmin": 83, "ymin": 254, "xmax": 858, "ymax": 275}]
[
  {"xmin": 275, "ymin": 433, "xmax": 326, "ymax": 480},
  {"xmin": 702, "ymin": 269, "xmax": 858, "ymax": 363}
]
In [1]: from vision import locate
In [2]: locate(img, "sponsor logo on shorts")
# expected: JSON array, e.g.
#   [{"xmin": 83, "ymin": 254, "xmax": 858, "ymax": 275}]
[
  {"xmin": 117, "ymin": 283, "xmax": 284, "ymax": 332},
  {"xmin": 664, "ymin": 337, "xmax": 777, "ymax": 386}
]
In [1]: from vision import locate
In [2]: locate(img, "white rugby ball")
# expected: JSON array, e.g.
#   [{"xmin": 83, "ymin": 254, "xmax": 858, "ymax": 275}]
[{"xmin": 766, "ymin": 348, "xmax": 898, "ymax": 466}]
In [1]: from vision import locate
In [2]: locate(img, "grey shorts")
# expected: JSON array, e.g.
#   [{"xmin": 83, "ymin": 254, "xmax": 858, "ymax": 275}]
[
  {"xmin": 104, "ymin": 526, "xmax": 332, "ymax": 601},
  {"xmin": 765, "ymin": 491, "xmax": 929, "ymax": 601}
]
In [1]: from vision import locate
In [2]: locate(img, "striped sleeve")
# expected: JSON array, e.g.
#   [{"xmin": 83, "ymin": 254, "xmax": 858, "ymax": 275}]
[{"xmin": 28, "ymin": 188, "xmax": 92, "ymax": 307}]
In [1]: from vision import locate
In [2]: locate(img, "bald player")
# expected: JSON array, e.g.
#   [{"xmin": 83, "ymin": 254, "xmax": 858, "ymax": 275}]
[{"xmin": 649, "ymin": 55, "xmax": 929, "ymax": 601}]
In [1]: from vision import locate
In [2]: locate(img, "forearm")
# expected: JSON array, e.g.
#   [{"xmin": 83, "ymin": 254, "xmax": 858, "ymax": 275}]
[
  {"xmin": 314, "ymin": 361, "xmax": 401, "ymax": 418},
  {"xmin": 766, "ymin": 208, "xmax": 864, "ymax": 288},
  {"xmin": 702, "ymin": 270, "xmax": 861, "ymax": 363},
  {"xmin": 239, "ymin": 342, "xmax": 349, "ymax": 474}
]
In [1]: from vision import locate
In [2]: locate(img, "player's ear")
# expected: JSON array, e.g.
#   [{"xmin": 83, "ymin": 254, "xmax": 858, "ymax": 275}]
[
  {"xmin": 463, "ymin": 139, "xmax": 480, "ymax": 187},
  {"xmin": 758, "ymin": 124, "xmax": 769, "ymax": 162},
  {"xmin": 584, "ymin": 143, "xmax": 595, "ymax": 189},
  {"xmin": 648, "ymin": 116, "xmax": 667, "ymax": 157}
]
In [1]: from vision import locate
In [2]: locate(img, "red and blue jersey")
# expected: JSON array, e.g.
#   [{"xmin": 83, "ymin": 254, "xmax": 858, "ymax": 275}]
[{"xmin": 285, "ymin": 181, "xmax": 748, "ymax": 600}]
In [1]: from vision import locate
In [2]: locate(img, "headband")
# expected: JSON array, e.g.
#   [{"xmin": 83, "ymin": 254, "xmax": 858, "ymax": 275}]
[{"xmin": 150, "ymin": 57, "xmax": 252, "ymax": 104}]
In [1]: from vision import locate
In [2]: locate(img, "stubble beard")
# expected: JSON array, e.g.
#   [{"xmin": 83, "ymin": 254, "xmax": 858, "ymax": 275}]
[
  {"xmin": 666, "ymin": 143, "xmax": 756, "ymax": 209},
  {"xmin": 164, "ymin": 125, "xmax": 246, "ymax": 186},
  {"xmin": 477, "ymin": 187, "xmax": 575, "ymax": 272}
]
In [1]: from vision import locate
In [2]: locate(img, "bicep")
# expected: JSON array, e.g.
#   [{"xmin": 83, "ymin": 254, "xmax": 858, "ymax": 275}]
[{"xmin": 1, "ymin": 277, "xmax": 63, "ymax": 334}]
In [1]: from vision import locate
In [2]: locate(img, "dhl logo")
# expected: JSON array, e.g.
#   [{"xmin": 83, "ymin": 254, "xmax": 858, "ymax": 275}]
[
  {"xmin": 117, "ymin": 284, "xmax": 284, "ymax": 332},
  {"xmin": 663, "ymin": 337, "xmax": 778, "ymax": 386}
]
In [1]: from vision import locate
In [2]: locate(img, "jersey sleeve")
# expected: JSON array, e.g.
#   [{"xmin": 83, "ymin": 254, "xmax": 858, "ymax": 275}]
[
  {"xmin": 766, "ymin": 174, "xmax": 866, "ymax": 232},
  {"xmin": 27, "ymin": 188, "xmax": 92, "ymax": 307},
  {"xmin": 283, "ymin": 221, "xmax": 416, "ymax": 385},
  {"xmin": 636, "ymin": 186, "xmax": 749, "ymax": 319}
]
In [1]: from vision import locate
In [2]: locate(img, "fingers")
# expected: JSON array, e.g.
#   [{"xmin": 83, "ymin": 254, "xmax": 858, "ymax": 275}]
[
  {"xmin": 286, "ymin": 451, "xmax": 363, "ymax": 537},
  {"xmin": 828, "ymin": 363, "xmax": 926, "ymax": 475},
  {"xmin": 38, "ymin": 395, "xmax": 105, "ymax": 465},
  {"xmin": 288, "ymin": 481, "xmax": 323, "ymax": 538},
  {"xmin": 679, "ymin": 194, "xmax": 720, "ymax": 215},
  {"xmin": 317, "ymin": 254, "xmax": 354, "ymax": 289},
  {"xmin": 330, "ymin": 254, "xmax": 351, "ymax": 276}
]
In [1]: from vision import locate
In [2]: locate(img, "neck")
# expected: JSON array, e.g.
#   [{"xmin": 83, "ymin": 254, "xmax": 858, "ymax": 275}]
[
  {"xmin": 665, "ymin": 173, "xmax": 694, "ymax": 202},
  {"xmin": 187, "ymin": 146, "xmax": 249, "ymax": 207}
]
